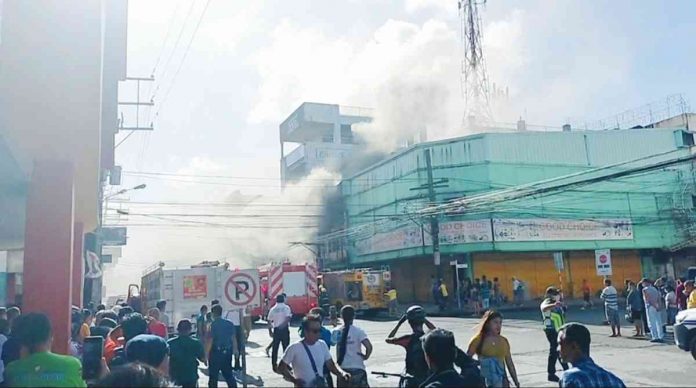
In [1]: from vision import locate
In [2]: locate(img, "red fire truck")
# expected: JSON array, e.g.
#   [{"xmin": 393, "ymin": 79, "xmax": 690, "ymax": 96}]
[{"xmin": 252, "ymin": 261, "xmax": 318, "ymax": 320}]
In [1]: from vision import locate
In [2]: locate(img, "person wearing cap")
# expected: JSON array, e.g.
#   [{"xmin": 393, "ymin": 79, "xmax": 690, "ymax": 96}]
[
  {"xmin": 540, "ymin": 286, "xmax": 569, "ymax": 383},
  {"xmin": 126, "ymin": 334, "xmax": 170, "ymax": 375},
  {"xmin": 386, "ymin": 305, "xmax": 436, "ymax": 387},
  {"xmin": 168, "ymin": 319, "xmax": 207, "ymax": 388}
]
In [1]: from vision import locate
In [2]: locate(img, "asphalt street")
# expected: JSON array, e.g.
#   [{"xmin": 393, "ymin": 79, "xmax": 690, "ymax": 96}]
[{"xmin": 200, "ymin": 307, "xmax": 694, "ymax": 387}]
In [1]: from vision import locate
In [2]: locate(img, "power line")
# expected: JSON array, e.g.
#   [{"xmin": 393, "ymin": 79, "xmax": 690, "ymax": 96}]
[
  {"xmin": 149, "ymin": 0, "xmax": 198, "ymax": 100},
  {"xmin": 150, "ymin": 0, "xmax": 184, "ymax": 77},
  {"xmin": 153, "ymin": 0, "xmax": 212, "ymax": 121}
]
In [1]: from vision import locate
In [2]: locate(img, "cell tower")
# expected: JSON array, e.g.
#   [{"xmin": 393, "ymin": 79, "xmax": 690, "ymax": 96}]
[{"xmin": 458, "ymin": 0, "xmax": 493, "ymax": 128}]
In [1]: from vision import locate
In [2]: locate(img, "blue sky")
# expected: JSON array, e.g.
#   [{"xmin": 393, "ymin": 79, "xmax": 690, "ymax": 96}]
[{"xmin": 105, "ymin": 0, "xmax": 696, "ymax": 294}]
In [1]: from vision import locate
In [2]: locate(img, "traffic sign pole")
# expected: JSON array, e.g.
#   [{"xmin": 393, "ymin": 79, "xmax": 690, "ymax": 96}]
[{"xmin": 239, "ymin": 308, "xmax": 247, "ymax": 388}]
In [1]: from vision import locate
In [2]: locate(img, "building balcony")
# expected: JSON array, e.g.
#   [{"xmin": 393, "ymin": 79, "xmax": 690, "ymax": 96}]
[{"xmin": 280, "ymin": 102, "xmax": 372, "ymax": 143}]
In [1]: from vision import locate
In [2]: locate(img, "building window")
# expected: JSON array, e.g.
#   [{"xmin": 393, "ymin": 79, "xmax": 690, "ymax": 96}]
[
  {"xmin": 340, "ymin": 124, "xmax": 353, "ymax": 144},
  {"xmin": 322, "ymin": 128, "xmax": 334, "ymax": 143}
]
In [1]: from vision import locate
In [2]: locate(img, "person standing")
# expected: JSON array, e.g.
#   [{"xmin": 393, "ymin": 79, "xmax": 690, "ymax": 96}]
[
  {"xmin": 278, "ymin": 315, "xmax": 351, "ymax": 388},
  {"xmin": 5, "ymin": 313, "xmax": 87, "ymax": 387},
  {"xmin": 557, "ymin": 323, "xmax": 626, "ymax": 388},
  {"xmin": 641, "ymin": 278, "xmax": 664, "ymax": 343},
  {"xmin": 147, "ymin": 308, "xmax": 168, "ymax": 339},
  {"xmin": 684, "ymin": 280, "xmax": 696, "ymax": 309},
  {"xmin": 223, "ymin": 308, "xmax": 246, "ymax": 370},
  {"xmin": 492, "ymin": 278, "xmax": 501, "ymax": 306},
  {"xmin": 626, "ymin": 281, "xmax": 644, "ymax": 337},
  {"xmin": 197, "ymin": 305, "xmax": 211, "ymax": 352},
  {"xmin": 471, "ymin": 279, "xmax": 481, "ymax": 317},
  {"xmin": 385, "ymin": 287, "xmax": 398, "ymax": 317},
  {"xmin": 209, "ymin": 304, "xmax": 237, "ymax": 388},
  {"xmin": 421, "ymin": 329, "xmax": 481, "ymax": 388},
  {"xmin": 439, "ymin": 280, "xmax": 449, "ymax": 311},
  {"xmin": 600, "ymin": 279, "xmax": 621, "ymax": 337},
  {"xmin": 466, "ymin": 311, "xmax": 520, "ymax": 388},
  {"xmin": 480, "ymin": 276, "xmax": 491, "ymax": 312},
  {"xmin": 665, "ymin": 286, "xmax": 678, "ymax": 326},
  {"xmin": 675, "ymin": 278, "xmax": 687, "ymax": 311},
  {"xmin": 157, "ymin": 300, "xmax": 171, "ymax": 333},
  {"xmin": 511, "ymin": 277, "xmax": 523, "ymax": 306},
  {"xmin": 268, "ymin": 294, "xmax": 292, "ymax": 372},
  {"xmin": 540, "ymin": 287, "xmax": 569, "ymax": 382},
  {"xmin": 168, "ymin": 320, "xmax": 207, "ymax": 388},
  {"xmin": 431, "ymin": 277, "xmax": 441, "ymax": 307},
  {"xmin": 385, "ymin": 305, "xmax": 436, "ymax": 387},
  {"xmin": 333, "ymin": 306, "xmax": 372, "ymax": 387},
  {"xmin": 581, "ymin": 279, "xmax": 593, "ymax": 310}
]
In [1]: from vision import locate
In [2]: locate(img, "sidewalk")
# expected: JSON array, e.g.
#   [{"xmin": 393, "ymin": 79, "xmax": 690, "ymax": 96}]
[{"xmin": 379, "ymin": 297, "xmax": 602, "ymax": 319}]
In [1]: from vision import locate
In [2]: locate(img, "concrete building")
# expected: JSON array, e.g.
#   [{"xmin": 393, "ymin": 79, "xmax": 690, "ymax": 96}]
[
  {"xmin": 280, "ymin": 102, "xmax": 372, "ymax": 188},
  {"xmin": 320, "ymin": 128, "xmax": 696, "ymax": 303},
  {"xmin": 0, "ymin": 0, "xmax": 127, "ymax": 354}
]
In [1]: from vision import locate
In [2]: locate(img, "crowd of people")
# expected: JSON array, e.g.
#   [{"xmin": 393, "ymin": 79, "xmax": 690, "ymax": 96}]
[
  {"xmin": 596, "ymin": 276, "xmax": 696, "ymax": 343},
  {"xmin": 432, "ymin": 275, "xmax": 524, "ymax": 315},
  {"xmin": 0, "ymin": 272, "xmax": 688, "ymax": 387}
]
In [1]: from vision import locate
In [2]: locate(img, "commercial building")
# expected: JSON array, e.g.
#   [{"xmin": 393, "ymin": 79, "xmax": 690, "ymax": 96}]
[
  {"xmin": 320, "ymin": 128, "xmax": 696, "ymax": 303},
  {"xmin": 0, "ymin": 0, "xmax": 128, "ymax": 354},
  {"xmin": 280, "ymin": 102, "xmax": 372, "ymax": 188}
]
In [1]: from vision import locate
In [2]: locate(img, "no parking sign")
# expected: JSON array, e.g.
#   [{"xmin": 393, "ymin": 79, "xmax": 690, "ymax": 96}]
[
  {"xmin": 222, "ymin": 269, "xmax": 261, "ymax": 310},
  {"xmin": 595, "ymin": 249, "xmax": 613, "ymax": 276}
]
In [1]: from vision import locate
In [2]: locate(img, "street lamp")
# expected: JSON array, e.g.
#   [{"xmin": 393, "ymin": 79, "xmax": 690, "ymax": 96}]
[{"xmin": 105, "ymin": 183, "xmax": 147, "ymax": 199}]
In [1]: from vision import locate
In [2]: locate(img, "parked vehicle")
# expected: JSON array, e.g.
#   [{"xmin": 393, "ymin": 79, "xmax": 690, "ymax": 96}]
[
  {"xmin": 251, "ymin": 261, "xmax": 318, "ymax": 320},
  {"xmin": 141, "ymin": 260, "xmax": 230, "ymax": 329},
  {"xmin": 320, "ymin": 268, "xmax": 390, "ymax": 315},
  {"xmin": 674, "ymin": 308, "xmax": 696, "ymax": 360}
]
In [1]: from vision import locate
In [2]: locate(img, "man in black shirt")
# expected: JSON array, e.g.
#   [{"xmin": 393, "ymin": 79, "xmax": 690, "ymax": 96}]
[
  {"xmin": 168, "ymin": 320, "xmax": 207, "ymax": 388},
  {"xmin": 420, "ymin": 329, "xmax": 483, "ymax": 388}
]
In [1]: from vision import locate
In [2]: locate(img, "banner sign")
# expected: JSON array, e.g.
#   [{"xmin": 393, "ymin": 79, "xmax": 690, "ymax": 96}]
[
  {"xmin": 355, "ymin": 220, "xmax": 493, "ymax": 255},
  {"xmin": 492, "ymin": 218, "xmax": 633, "ymax": 242},
  {"xmin": 183, "ymin": 275, "xmax": 208, "ymax": 299}
]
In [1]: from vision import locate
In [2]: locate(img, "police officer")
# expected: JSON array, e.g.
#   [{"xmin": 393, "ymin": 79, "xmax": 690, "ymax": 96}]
[{"xmin": 540, "ymin": 287, "xmax": 569, "ymax": 382}]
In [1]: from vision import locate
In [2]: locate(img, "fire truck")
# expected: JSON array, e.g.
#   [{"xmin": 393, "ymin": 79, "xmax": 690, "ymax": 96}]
[
  {"xmin": 141, "ymin": 261, "xmax": 230, "ymax": 330},
  {"xmin": 251, "ymin": 261, "xmax": 318, "ymax": 320},
  {"xmin": 320, "ymin": 267, "xmax": 391, "ymax": 315}
]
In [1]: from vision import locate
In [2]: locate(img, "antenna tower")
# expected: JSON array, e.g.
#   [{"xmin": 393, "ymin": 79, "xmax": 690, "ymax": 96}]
[{"xmin": 458, "ymin": 0, "xmax": 493, "ymax": 128}]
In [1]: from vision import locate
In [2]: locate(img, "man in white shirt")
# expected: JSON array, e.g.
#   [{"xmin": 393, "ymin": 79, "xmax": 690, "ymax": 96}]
[
  {"xmin": 278, "ymin": 314, "xmax": 350, "ymax": 387},
  {"xmin": 268, "ymin": 294, "xmax": 292, "ymax": 371},
  {"xmin": 332, "ymin": 305, "xmax": 372, "ymax": 387},
  {"xmin": 224, "ymin": 308, "xmax": 247, "ymax": 370}
]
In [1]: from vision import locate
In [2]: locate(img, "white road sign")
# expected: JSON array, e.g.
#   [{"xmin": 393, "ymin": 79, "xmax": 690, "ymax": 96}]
[
  {"xmin": 595, "ymin": 249, "xmax": 613, "ymax": 276},
  {"xmin": 221, "ymin": 269, "xmax": 261, "ymax": 310}
]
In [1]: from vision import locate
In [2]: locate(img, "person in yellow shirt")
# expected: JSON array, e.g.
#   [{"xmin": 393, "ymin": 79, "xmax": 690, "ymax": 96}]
[
  {"xmin": 685, "ymin": 280, "xmax": 696, "ymax": 309},
  {"xmin": 466, "ymin": 310, "xmax": 520, "ymax": 388},
  {"xmin": 78, "ymin": 310, "xmax": 93, "ymax": 344},
  {"xmin": 385, "ymin": 287, "xmax": 398, "ymax": 317},
  {"xmin": 439, "ymin": 280, "xmax": 449, "ymax": 311}
]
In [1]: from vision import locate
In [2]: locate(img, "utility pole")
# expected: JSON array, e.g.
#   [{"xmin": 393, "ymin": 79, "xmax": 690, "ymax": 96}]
[
  {"xmin": 425, "ymin": 150, "xmax": 441, "ymax": 277},
  {"xmin": 410, "ymin": 149, "xmax": 449, "ymax": 278}
]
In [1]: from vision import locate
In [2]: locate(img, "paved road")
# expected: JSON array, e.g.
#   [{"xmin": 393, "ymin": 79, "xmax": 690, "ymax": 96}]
[{"xmin": 200, "ymin": 307, "xmax": 694, "ymax": 387}]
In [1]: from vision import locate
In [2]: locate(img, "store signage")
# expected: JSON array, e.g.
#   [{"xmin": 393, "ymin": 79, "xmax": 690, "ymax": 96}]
[{"xmin": 492, "ymin": 218, "xmax": 633, "ymax": 242}]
